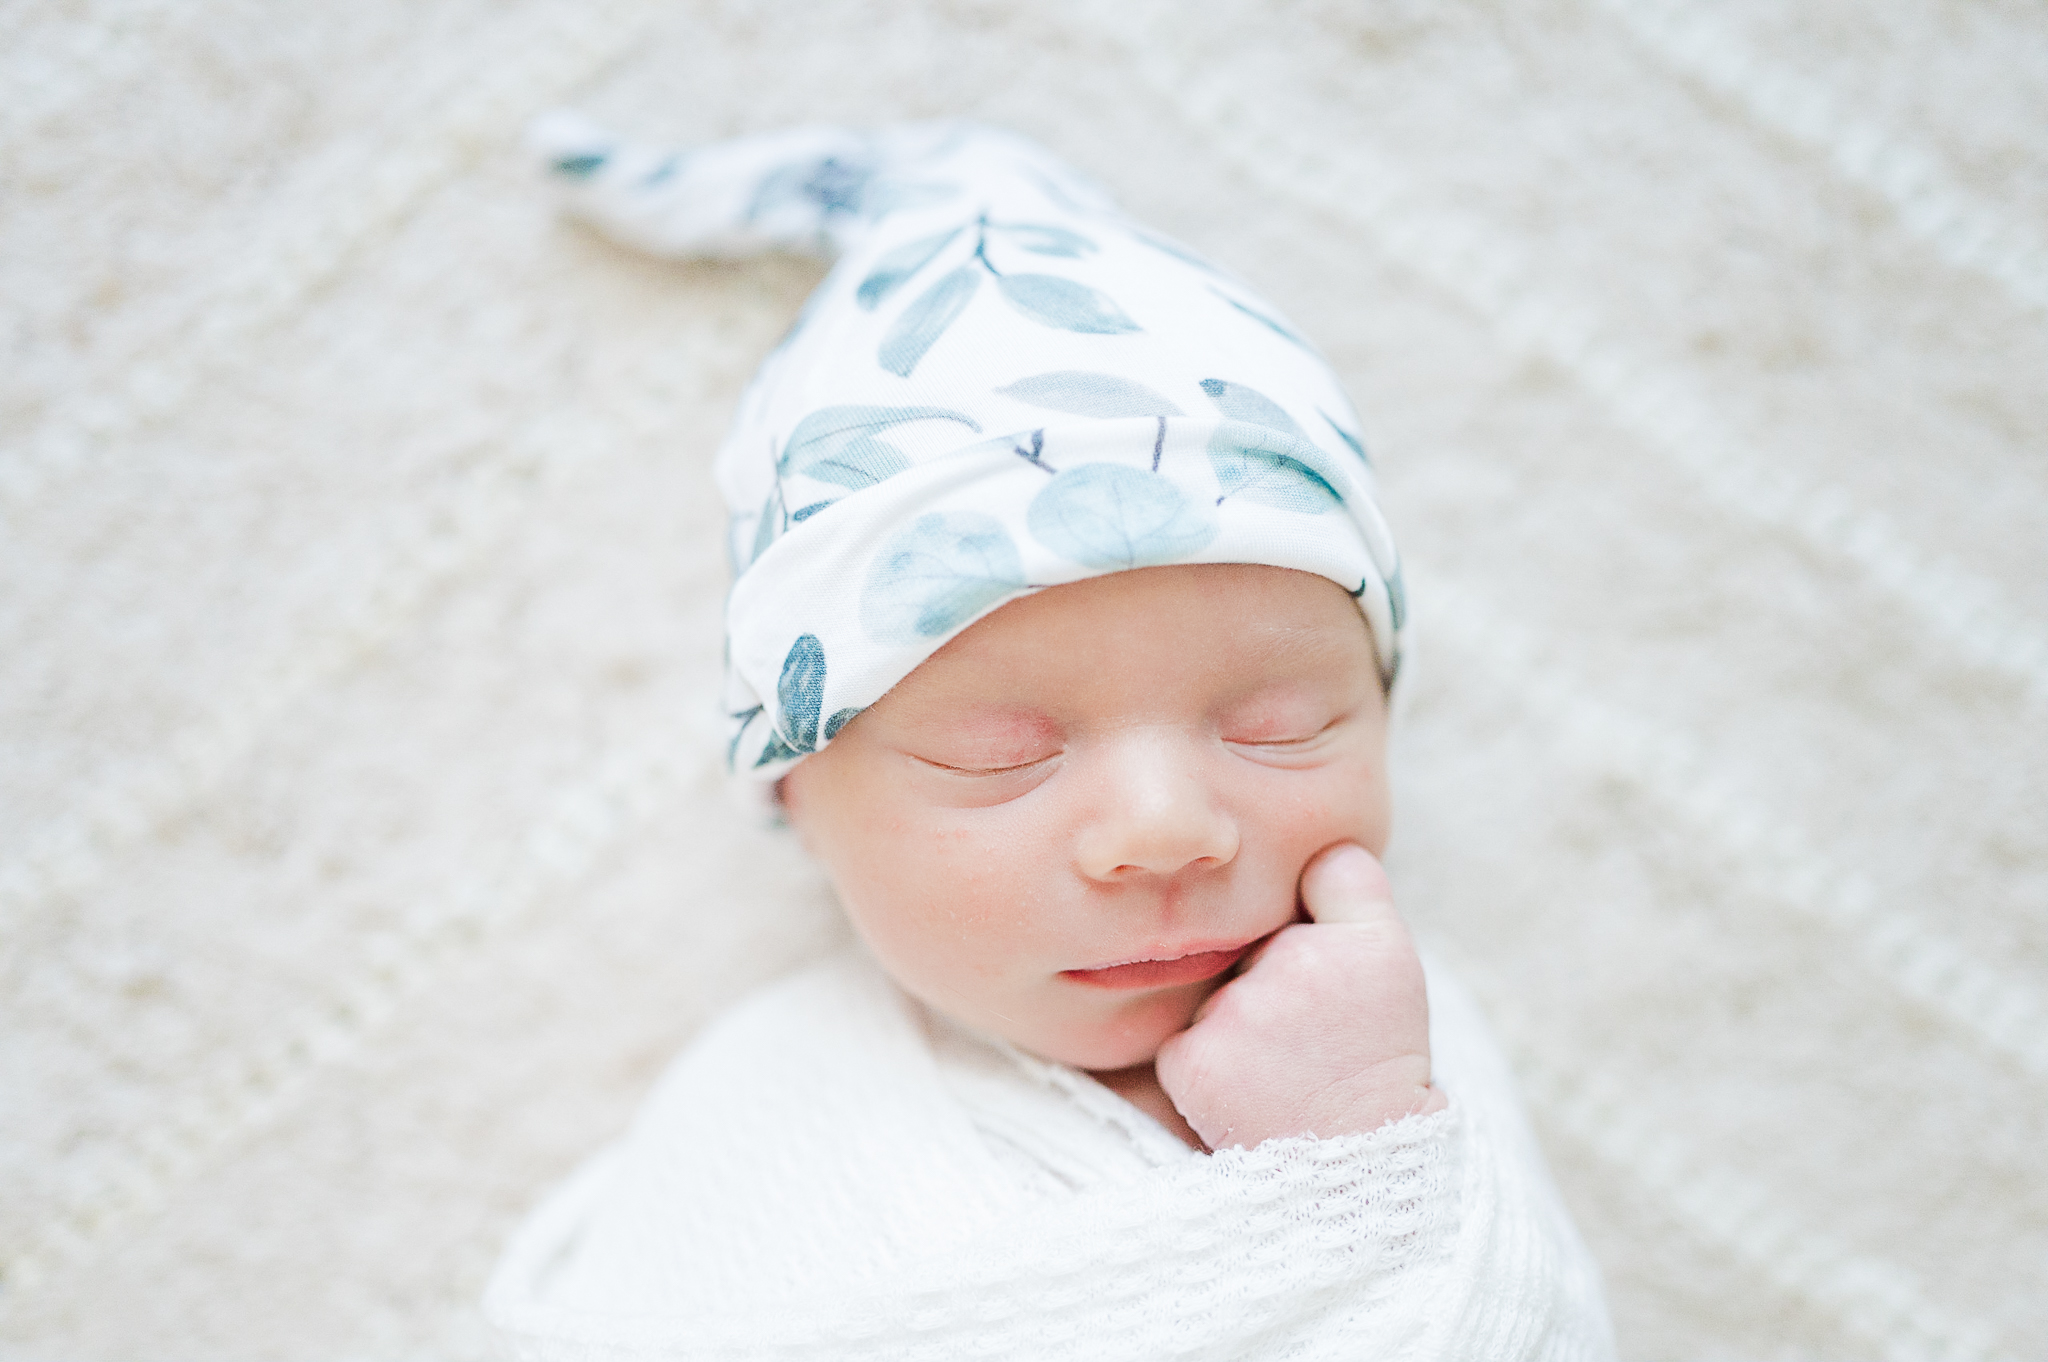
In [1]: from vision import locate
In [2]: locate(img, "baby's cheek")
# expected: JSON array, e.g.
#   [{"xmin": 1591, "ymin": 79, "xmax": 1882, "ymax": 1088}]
[
  {"xmin": 857, "ymin": 853, "xmax": 1031, "ymax": 981},
  {"xmin": 1051, "ymin": 982, "xmax": 1215, "ymax": 1069}
]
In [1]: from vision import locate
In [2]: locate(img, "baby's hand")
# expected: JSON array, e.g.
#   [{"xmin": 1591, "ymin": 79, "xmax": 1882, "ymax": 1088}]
[{"xmin": 1154, "ymin": 844, "xmax": 1446, "ymax": 1150}]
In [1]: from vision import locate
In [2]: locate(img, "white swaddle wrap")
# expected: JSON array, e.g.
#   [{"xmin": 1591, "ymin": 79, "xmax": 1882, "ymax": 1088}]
[
  {"xmin": 493, "ymin": 119, "xmax": 1613, "ymax": 1358},
  {"xmin": 485, "ymin": 949, "xmax": 1613, "ymax": 1360}
]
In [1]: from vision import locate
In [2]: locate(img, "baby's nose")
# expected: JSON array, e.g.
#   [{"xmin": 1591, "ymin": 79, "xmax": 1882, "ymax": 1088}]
[{"xmin": 1073, "ymin": 736, "xmax": 1240, "ymax": 880}]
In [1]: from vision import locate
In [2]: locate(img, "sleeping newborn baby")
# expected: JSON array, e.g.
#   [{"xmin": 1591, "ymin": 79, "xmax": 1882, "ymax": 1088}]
[{"xmin": 486, "ymin": 119, "xmax": 1615, "ymax": 1361}]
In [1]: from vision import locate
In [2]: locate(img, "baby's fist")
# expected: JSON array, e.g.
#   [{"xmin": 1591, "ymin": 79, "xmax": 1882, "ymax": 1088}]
[{"xmin": 1154, "ymin": 844, "xmax": 1446, "ymax": 1150}]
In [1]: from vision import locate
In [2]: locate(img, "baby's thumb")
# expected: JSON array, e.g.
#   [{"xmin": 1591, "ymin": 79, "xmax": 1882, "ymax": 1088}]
[{"xmin": 1299, "ymin": 843, "xmax": 1398, "ymax": 926}]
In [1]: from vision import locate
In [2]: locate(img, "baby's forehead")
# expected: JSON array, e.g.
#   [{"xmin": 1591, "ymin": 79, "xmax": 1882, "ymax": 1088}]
[
  {"xmin": 884, "ymin": 564, "xmax": 1382, "ymax": 716},
  {"xmin": 940, "ymin": 564, "xmax": 1375, "ymax": 660}
]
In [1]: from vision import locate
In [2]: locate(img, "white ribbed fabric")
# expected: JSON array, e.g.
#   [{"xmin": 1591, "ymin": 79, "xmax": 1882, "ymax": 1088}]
[{"xmin": 483, "ymin": 951, "xmax": 1613, "ymax": 1361}]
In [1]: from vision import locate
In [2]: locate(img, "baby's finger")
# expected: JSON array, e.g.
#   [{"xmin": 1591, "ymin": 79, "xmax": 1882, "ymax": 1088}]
[
  {"xmin": 1298, "ymin": 843, "xmax": 1398, "ymax": 926},
  {"xmin": 1225, "ymin": 922, "xmax": 1293, "ymax": 982}
]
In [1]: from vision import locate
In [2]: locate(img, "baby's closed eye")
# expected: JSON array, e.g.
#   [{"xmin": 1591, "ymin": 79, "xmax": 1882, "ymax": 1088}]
[
  {"xmin": 1225, "ymin": 722, "xmax": 1335, "ymax": 748},
  {"xmin": 914, "ymin": 750, "xmax": 1059, "ymax": 775},
  {"xmin": 899, "ymin": 708, "xmax": 1064, "ymax": 776},
  {"xmin": 1217, "ymin": 689, "xmax": 1351, "ymax": 756}
]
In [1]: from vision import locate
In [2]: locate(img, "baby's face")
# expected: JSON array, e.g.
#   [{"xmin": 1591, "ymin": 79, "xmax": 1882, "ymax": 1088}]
[{"xmin": 782, "ymin": 563, "xmax": 1391, "ymax": 1072}]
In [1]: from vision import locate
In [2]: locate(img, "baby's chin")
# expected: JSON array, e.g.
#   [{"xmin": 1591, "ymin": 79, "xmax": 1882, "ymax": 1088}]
[{"xmin": 1022, "ymin": 979, "xmax": 1216, "ymax": 1073}]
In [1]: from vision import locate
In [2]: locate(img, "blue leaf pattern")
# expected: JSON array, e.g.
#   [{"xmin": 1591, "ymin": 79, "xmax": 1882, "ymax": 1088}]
[
  {"xmin": 990, "ymin": 221, "xmax": 1096, "ymax": 257},
  {"xmin": 777, "ymin": 633, "xmax": 828, "ymax": 752},
  {"xmin": 1130, "ymin": 227, "xmax": 1227, "ymax": 276},
  {"xmin": 861, "ymin": 512, "xmax": 1027, "ymax": 643},
  {"xmin": 1200, "ymin": 378, "xmax": 1308, "ymax": 439},
  {"xmin": 801, "ymin": 157, "xmax": 872, "ymax": 215},
  {"xmin": 856, "ymin": 227, "xmax": 963, "ymax": 311},
  {"xmin": 781, "ymin": 405, "xmax": 981, "ymax": 485},
  {"xmin": 799, "ymin": 436, "xmax": 909, "ymax": 490},
  {"xmin": 823, "ymin": 706, "xmax": 864, "ymax": 741},
  {"xmin": 746, "ymin": 163, "xmax": 810, "ymax": 222},
  {"xmin": 996, "ymin": 274, "xmax": 1140, "ymax": 334},
  {"xmin": 997, "ymin": 371, "xmax": 1183, "ymax": 419},
  {"xmin": 1207, "ymin": 422, "xmax": 1344, "ymax": 514},
  {"xmin": 1321, "ymin": 410, "xmax": 1371, "ymax": 464},
  {"xmin": 754, "ymin": 731, "xmax": 800, "ymax": 768},
  {"xmin": 749, "ymin": 483, "xmax": 784, "ymax": 565},
  {"xmin": 728, "ymin": 705, "xmax": 763, "ymax": 768},
  {"xmin": 1027, "ymin": 463, "xmax": 1218, "ymax": 569},
  {"xmin": 862, "ymin": 180, "xmax": 958, "ymax": 219},
  {"xmin": 1210, "ymin": 288, "xmax": 1318, "ymax": 353},
  {"xmin": 748, "ymin": 155, "xmax": 881, "ymax": 225},
  {"xmin": 880, "ymin": 266, "xmax": 981, "ymax": 377}
]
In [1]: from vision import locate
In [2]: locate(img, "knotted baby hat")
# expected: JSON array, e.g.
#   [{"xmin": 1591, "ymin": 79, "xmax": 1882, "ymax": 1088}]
[{"xmin": 538, "ymin": 119, "xmax": 1406, "ymax": 778}]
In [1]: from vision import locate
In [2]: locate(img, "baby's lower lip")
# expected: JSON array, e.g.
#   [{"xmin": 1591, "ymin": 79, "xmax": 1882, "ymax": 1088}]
[{"xmin": 1060, "ymin": 943, "xmax": 1252, "ymax": 990}]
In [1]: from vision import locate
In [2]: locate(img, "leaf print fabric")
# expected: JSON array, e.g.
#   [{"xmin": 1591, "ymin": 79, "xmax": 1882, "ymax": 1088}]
[
  {"xmin": 1200, "ymin": 377, "xmax": 1308, "ymax": 439},
  {"xmin": 753, "ymin": 633, "xmax": 829, "ymax": 766},
  {"xmin": 1206, "ymin": 423, "xmax": 1345, "ymax": 513},
  {"xmin": 1210, "ymin": 287, "xmax": 1320, "ymax": 354},
  {"xmin": 781, "ymin": 406, "xmax": 982, "ymax": 488},
  {"xmin": 860, "ymin": 512, "xmax": 1027, "ymax": 643},
  {"xmin": 880, "ymin": 267, "xmax": 981, "ymax": 377},
  {"xmin": 1028, "ymin": 464, "xmax": 1219, "ymax": 569},
  {"xmin": 539, "ymin": 118, "xmax": 1405, "ymax": 777},
  {"xmin": 989, "ymin": 221, "xmax": 1095, "ymax": 256},
  {"xmin": 776, "ymin": 634, "xmax": 828, "ymax": 749},
  {"xmin": 859, "ymin": 180, "xmax": 958, "ymax": 220},
  {"xmin": 860, "ymin": 214, "xmax": 1143, "ymax": 374},
  {"xmin": 994, "ymin": 274, "xmax": 1140, "ymax": 334},
  {"xmin": 857, "ymin": 228, "xmax": 963, "ymax": 310},
  {"xmin": 997, "ymin": 371, "xmax": 1183, "ymax": 419},
  {"xmin": 1322, "ymin": 410, "xmax": 1371, "ymax": 464},
  {"xmin": 749, "ymin": 483, "xmax": 785, "ymax": 565}
]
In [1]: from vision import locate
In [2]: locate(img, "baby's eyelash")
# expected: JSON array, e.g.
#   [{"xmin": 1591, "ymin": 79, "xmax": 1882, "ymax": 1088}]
[
  {"xmin": 1227, "ymin": 716, "xmax": 1344, "ymax": 748},
  {"xmin": 916, "ymin": 754, "xmax": 1052, "ymax": 776}
]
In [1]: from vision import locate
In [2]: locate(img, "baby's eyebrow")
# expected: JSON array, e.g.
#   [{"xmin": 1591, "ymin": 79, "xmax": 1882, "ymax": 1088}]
[
  {"xmin": 920, "ymin": 705, "xmax": 1061, "ymax": 746},
  {"xmin": 1241, "ymin": 621, "xmax": 1370, "ymax": 670},
  {"xmin": 1215, "ymin": 677, "xmax": 1330, "ymax": 720}
]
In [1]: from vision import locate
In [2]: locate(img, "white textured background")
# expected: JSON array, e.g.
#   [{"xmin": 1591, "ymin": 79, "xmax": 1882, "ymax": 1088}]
[{"xmin": 4, "ymin": 3, "xmax": 2045, "ymax": 1358}]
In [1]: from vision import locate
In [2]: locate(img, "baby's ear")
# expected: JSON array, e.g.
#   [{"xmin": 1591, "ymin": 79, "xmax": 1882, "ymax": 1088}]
[
  {"xmin": 769, "ymin": 770, "xmax": 820, "ymax": 845},
  {"xmin": 723, "ymin": 769, "xmax": 794, "ymax": 833}
]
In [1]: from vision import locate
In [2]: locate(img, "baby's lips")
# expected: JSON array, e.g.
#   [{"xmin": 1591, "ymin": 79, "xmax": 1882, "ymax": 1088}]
[{"xmin": 1060, "ymin": 946, "xmax": 1250, "ymax": 990}]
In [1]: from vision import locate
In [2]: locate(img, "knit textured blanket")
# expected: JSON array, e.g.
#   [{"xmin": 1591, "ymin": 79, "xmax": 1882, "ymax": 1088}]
[{"xmin": 484, "ymin": 952, "xmax": 1614, "ymax": 1360}]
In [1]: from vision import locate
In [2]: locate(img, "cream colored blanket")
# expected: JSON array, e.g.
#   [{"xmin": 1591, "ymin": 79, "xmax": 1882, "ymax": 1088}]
[
  {"xmin": 485, "ymin": 951, "xmax": 1612, "ymax": 1361},
  {"xmin": 7, "ymin": 4, "xmax": 2043, "ymax": 1358}
]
